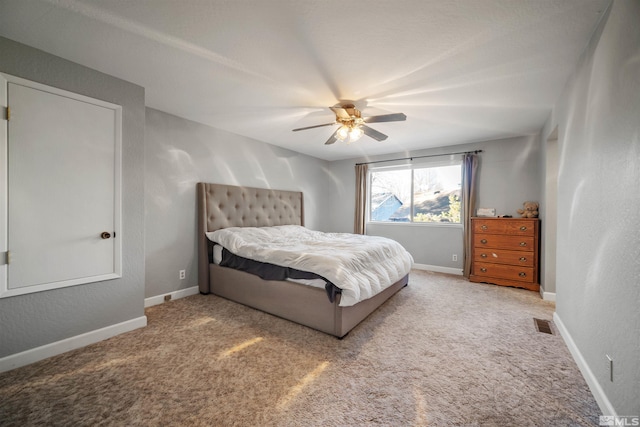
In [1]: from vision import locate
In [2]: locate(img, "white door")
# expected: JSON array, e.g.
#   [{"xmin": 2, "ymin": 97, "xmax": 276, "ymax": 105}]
[{"xmin": 1, "ymin": 74, "xmax": 121, "ymax": 297}]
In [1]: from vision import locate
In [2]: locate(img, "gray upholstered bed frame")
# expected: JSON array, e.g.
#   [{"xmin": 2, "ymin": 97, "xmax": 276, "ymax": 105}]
[{"xmin": 197, "ymin": 182, "xmax": 408, "ymax": 338}]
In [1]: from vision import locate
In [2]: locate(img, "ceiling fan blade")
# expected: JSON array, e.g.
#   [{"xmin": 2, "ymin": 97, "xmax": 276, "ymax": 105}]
[
  {"xmin": 364, "ymin": 113, "xmax": 407, "ymax": 123},
  {"xmin": 330, "ymin": 107, "xmax": 351, "ymax": 120},
  {"xmin": 362, "ymin": 125, "xmax": 388, "ymax": 142},
  {"xmin": 292, "ymin": 122, "xmax": 336, "ymax": 132},
  {"xmin": 325, "ymin": 129, "xmax": 340, "ymax": 145}
]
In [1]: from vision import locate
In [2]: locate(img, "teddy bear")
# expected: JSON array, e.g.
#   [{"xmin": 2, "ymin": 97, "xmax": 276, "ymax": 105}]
[{"xmin": 517, "ymin": 201, "xmax": 539, "ymax": 218}]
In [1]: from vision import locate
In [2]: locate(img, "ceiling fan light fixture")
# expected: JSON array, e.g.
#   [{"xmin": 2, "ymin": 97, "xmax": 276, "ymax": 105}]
[
  {"xmin": 349, "ymin": 125, "xmax": 364, "ymax": 142},
  {"xmin": 336, "ymin": 125, "xmax": 350, "ymax": 140},
  {"xmin": 293, "ymin": 104, "xmax": 405, "ymax": 146}
]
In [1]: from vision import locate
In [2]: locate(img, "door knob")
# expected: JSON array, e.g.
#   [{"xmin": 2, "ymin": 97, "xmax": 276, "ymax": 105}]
[{"xmin": 101, "ymin": 231, "xmax": 111, "ymax": 239}]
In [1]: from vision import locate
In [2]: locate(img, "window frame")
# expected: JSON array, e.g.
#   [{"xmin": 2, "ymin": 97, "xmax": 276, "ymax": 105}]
[{"xmin": 366, "ymin": 158, "xmax": 463, "ymax": 227}]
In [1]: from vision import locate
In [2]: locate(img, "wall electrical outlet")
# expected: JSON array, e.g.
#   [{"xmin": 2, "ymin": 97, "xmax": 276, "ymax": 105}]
[
  {"xmin": 452, "ymin": 254, "xmax": 458, "ymax": 262},
  {"xmin": 179, "ymin": 269, "xmax": 186, "ymax": 280},
  {"xmin": 606, "ymin": 354, "xmax": 613, "ymax": 382}
]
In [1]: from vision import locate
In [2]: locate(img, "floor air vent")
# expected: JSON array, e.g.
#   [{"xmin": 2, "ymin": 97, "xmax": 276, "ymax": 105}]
[{"xmin": 534, "ymin": 318, "xmax": 553, "ymax": 334}]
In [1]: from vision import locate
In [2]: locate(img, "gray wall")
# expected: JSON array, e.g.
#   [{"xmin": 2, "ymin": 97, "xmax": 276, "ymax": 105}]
[
  {"xmin": 543, "ymin": 0, "xmax": 639, "ymax": 414},
  {"xmin": 324, "ymin": 136, "xmax": 542, "ymax": 269},
  {"xmin": 144, "ymin": 108, "xmax": 331, "ymax": 298},
  {"xmin": 0, "ymin": 37, "xmax": 146, "ymax": 357}
]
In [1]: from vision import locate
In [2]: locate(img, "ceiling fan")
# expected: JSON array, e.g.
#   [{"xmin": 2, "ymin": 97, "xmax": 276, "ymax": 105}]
[{"xmin": 292, "ymin": 104, "xmax": 406, "ymax": 145}]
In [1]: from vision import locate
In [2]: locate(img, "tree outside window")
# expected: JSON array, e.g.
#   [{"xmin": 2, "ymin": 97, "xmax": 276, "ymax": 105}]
[{"xmin": 369, "ymin": 164, "xmax": 461, "ymax": 224}]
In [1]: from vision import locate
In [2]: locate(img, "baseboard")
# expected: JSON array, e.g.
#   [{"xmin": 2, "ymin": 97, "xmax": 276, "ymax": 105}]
[
  {"xmin": 553, "ymin": 312, "xmax": 616, "ymax": 416},
  {"xmin": 144, "ymin": 285, "xmax": 199, "ymax": 308},
  {"xmin": 413, "ymin": 263, "xmax": 463, "ymax": 276},
  {"xmin": 540, "ymin": 288, "xmax": 556, "ymax": 301},
  {"xmin": 0, "ymin": 315, "xmax": 147, "ymax": 374}
]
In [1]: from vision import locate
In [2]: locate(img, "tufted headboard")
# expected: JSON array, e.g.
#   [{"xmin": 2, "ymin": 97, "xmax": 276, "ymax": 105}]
[{"xmin": 197, "ymin": 182, "xmax": 304, "ymax": 293}]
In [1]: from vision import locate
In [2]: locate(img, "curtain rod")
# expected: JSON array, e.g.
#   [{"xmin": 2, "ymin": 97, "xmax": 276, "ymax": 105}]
[{"xmin": 355, "ymin": 150, "xmax": 482, "ymax": 166}]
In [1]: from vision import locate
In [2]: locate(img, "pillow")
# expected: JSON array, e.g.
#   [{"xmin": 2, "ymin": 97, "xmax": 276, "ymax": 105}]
[{"xmin": 213, "ymin": 244, "xmax": 223, "ymax": 265}]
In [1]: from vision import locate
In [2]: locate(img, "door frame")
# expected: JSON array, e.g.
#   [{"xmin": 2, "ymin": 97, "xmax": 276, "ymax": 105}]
[{"xmin": 0, "ymin": 73, "xmax": 122, "ymax": 298}]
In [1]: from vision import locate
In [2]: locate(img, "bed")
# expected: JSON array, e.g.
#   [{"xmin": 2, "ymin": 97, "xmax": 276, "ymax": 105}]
[{"xmin": 197, "ymin": 182, "xmax": 411, "ymax": 338}]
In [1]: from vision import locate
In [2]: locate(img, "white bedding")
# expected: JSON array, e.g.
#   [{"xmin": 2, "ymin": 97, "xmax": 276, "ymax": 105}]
[{"xmin": 207, "ymin": 225, "xmax": 413, "ymax": 306}]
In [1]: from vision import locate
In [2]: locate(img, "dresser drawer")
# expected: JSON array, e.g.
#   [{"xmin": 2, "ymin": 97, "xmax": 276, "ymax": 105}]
[
  {"xmin": 473, "ymin": 235, "xmax": 534, "ymax": 251},
  {"xmin": 472, "ymin": 262, "xmax": 535, "ymax": 283},
  {"xmin": 473, "ymin": 248, "xmax": 534, "ymax": 267},
  {"xmin": 473, "ymin": 219, "xmax": 536, "ymax": 236}
]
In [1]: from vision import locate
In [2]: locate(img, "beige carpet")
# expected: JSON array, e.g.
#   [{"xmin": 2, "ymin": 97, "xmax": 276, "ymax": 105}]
[{"xmin": 0, "ymin": 270, "xmax": 600, "ymax": 426}]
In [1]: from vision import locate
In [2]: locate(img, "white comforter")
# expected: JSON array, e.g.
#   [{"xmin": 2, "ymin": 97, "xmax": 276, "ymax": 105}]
[{"xmin": 207, "ymin": 225, "xmax": 413, "ymax": 307}]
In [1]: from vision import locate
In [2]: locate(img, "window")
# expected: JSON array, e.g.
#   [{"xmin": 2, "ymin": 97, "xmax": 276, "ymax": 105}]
[{"xmin": 369, "ymin": 162, "xmax": 462, "ymax": 224}]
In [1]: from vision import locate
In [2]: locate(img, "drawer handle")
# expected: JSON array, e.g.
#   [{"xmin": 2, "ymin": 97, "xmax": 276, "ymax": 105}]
[
  {"xmin": 519, "ymin": 242, "xmax": 527, "ymax": 247},
  {"xmin": 480, "ymin": 268, "xmax": 487, "ymax": 273},
  {"xmin": 519, "ymin": 272, "xmax": 527, "ymax": 277},
  {"xmin": 519, "ymin": 257, "xmax": 527, "ymax": 262},
  {"xmin": 480, "ymin": 253, "xmax": 487, "ymax": 258},
  {"xmin": 520, "ymin": 226, "xmax": 527, "ymax": 231},
  {"xmin": 481, "ymin": 225, "xmax": 488, "ymax": 230},
  {"xmin": 481, "ymin": 239, "xmax": 488, "ymax": 244}
]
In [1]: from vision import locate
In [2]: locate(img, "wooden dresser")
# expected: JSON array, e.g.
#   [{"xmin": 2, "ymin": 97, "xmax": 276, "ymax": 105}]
[{"xmin": 469, "ymin": 217, "xmax": 540, "ymax": 291}]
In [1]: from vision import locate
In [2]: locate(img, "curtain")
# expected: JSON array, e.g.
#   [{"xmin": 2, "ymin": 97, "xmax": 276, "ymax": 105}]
[
  {"xmin": 462, "ymin": 153, "xmax": 478, "ymax": 278},
  {"xmin": 354, "ymin": 163, "xmax": 368, "ymax": 235}
]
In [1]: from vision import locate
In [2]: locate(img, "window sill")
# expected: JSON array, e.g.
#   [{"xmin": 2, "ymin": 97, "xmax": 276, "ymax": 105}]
[{"xmin": 366, "ymin": 221, "xmax": 463, "ymax": 228}]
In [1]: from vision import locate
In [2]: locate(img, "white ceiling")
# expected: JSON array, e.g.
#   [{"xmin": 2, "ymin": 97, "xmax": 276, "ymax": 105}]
[{"xmin": 0, "ymin": 0, "xmax": 609, "ymax": 161}]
